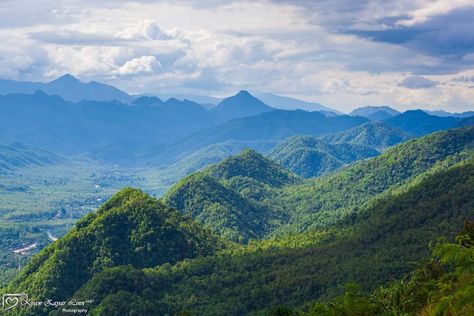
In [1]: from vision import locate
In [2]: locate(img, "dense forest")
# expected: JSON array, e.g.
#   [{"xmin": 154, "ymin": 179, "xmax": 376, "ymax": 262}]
[{"xmin": 1, "ymin": 126, "xmax": 473, "ymax": 315}]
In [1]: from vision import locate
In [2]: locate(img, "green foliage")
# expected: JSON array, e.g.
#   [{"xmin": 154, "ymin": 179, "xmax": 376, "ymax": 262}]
[
  {"xmin": 275, "ymin": 126, "xmax": 474, "ymax": 234},
  {"xmin": 4, "ymin": 188, "xmax": 223, "ymax": 315},
  {"xmin": 206, "ymin": 149, "xmax": 301, "ymax": 187},
  {"xmin": 269, "ymin": 135, "xmax": 379, "ymax": 178},
  {"xmin": 321, "ymin": 121, "xmax": 412, "ymax": 150},
  {"xmin": 166, "ymin": 126, "xmax": 474, "ymax": 240},
  {"xmin": 164, "ymin": 150, "xmax": 300, "ymax": 242},
  {"xmin": 41, "ymin": 159, "xmax": 473, "ymax": 315},
  {"xmin": 270, "ymin": 222, "xmax": 474, "ymax": 316},
  {"xmin": 3, "ymin": 127, "xmax": 473, "ymax": 316}
]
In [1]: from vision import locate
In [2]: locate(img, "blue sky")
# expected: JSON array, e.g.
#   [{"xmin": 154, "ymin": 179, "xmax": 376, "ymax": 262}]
[{"xmin": 0, "ymin": 0, "xmax": 473, "ymax": 112}]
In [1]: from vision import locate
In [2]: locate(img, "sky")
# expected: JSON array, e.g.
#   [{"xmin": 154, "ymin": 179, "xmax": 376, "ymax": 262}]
[{"xmin": 0, "ymin": 0, "xmax": 473, "ymax": 112}]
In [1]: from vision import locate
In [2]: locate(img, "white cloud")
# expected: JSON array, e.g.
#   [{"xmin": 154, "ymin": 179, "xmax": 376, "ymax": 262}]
[
  {"xmin": 114, "ymin": 55, "xmax": 161, "ymax": 76},
  {"xmin": 114, "ymin": 20, "xmax": 173, "ymax": 40},
  {"xmin": 395, "ymin": 0, "xmax": 474, "ymax": 26}
]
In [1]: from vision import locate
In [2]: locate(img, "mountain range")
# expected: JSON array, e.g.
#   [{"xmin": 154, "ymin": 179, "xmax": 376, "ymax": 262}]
[
  {"xmin": 0, "ymin": 74, "xmax": 473, "ymax": 315},
  {"xmin": 3, "ymin": 126, "xmax": 472, "ymax": 315},
  {"xmin": 0, "ymin": 74, "xmax": 133, "ymax": 103},
  {"xmin": 151, "ymin": 110, "xmax": 369, "ymax": 164}
]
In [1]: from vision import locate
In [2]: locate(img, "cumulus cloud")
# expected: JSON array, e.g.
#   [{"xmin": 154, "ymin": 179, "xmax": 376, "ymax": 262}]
[
  {"xmin": 399, "ymin": 76, "xmax": 437, "ymax": 89},
  {"xmin": 114, "ymin": 55, "xmax": 161, "ymax": 76},
  {"xmin": 114, "ymin": 21, "xmax": 173, "ymax": 40}
]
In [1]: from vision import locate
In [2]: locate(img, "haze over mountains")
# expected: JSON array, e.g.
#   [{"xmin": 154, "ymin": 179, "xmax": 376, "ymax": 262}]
[
  {"xmin": 0, "ymin": 74, "xmax": 470, "ymax": 172},
  {"xmin": 0, "ymin": 74, "xmax": 471, "ymax": 169},
  {"xmin": 0, "ymin": 74, "xmax": 473, "ymax": 315},
  {"xmin": 0, "ymin": 74, "xmax": 132, "ymax": 103}
]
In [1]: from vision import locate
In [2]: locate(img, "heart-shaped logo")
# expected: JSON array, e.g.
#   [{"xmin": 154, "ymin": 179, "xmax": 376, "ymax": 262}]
[{"xmin": 3, "ymin": 294, "xmax": 28, "ymax": 311}]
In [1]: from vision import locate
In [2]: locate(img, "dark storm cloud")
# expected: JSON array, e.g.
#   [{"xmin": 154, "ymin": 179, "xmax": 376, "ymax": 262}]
[{"xmin": 349, "ymin": 7, "xmax": 474, "ymax": 61}]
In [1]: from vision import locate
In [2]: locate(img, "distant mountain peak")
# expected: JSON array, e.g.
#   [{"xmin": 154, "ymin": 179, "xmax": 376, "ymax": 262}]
[
  {"xmin": 132, "ymin": 96, "xmax": 163, "ymax": 106},
  {"xmin": 350, "ymin": 105, "xmax": 400, "ymax": 121},
  {"xmin": 212, "ymin": 90, "xmax": 273, "ymax": 121},
  {"xmin": 402, "ymin": 109, "xmax": 430, "ymax": 117},
  {"xmin": 51, "ymin": 74, "xmax": 80, "ymax": 84},
  {"xmin": 236, "ymin": 90, "xmax": 252, "ymax": 97},
  {"xmin": 33, "ymin": 89, "xmax": 49, "ymax": 96},
  {"xmin": 0, "ymin": 75, "xmax": 132, "ymax": 103}
]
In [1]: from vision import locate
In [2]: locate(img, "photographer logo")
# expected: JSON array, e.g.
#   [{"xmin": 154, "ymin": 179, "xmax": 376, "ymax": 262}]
[{"xmin": 2, "ymin": 294, "xmax": 29, "ymax": 311}]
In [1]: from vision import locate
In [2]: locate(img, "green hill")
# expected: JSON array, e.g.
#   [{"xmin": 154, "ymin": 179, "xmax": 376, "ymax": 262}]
[
  {"xmin": 321, "ymin": 121, "xmax": 412, "ymax": 150},
  {"xmin": 3, "ymin": 188, "xmax": 223, "ymax": 313},
  {"xmin": 166, "ymin": 127, "xmax": 474, "ymax": 239},
  {"xmin": 58, "ymin": 159, "xmax": 474, "ymax": 315},
  {"xmin": 164, "ymin": 150, "xmax": 301, "ymax": 242},
  {"xmin": 275, "ymin": 126, "xmax": 474, "ymax": 234},
  {"xmin": 269, "ymin": 135, "xmax": 379, "ymax": 178},
  {"xmin": 206, "ymin": 149, "xmax": 301, "ymax": 187}
]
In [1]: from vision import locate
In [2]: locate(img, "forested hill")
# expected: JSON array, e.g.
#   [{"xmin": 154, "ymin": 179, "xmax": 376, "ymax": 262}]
[
  {"xmin": 164, "ymin": 149, "xmax": 301, "ymax": 242},
  {"xmin": 274, "ymin": 125, "xmax": 474, "ymax": 234},
  {"xmin": 205, "ymin": 149, "xmax": 301, "ymax": 187},
  {"xmin": 165, "ymin": 126, "xmax": 474, "ymax": 239},
  {"xmin": 268, "ymin": 135, "xmax": 379, "ymax": 178},
  {"xmin": 320, "ymin": 121, "xmax": 412, "ymax": 150},
  {"xmin": 3, "ymin": 188, "xmax": 224, "ymax": 315}
]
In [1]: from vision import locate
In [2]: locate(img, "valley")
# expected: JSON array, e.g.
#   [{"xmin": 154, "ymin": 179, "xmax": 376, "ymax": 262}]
[{"xmin": 0, "ymin": 75, "xmax": 472, "ymax": 315}]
